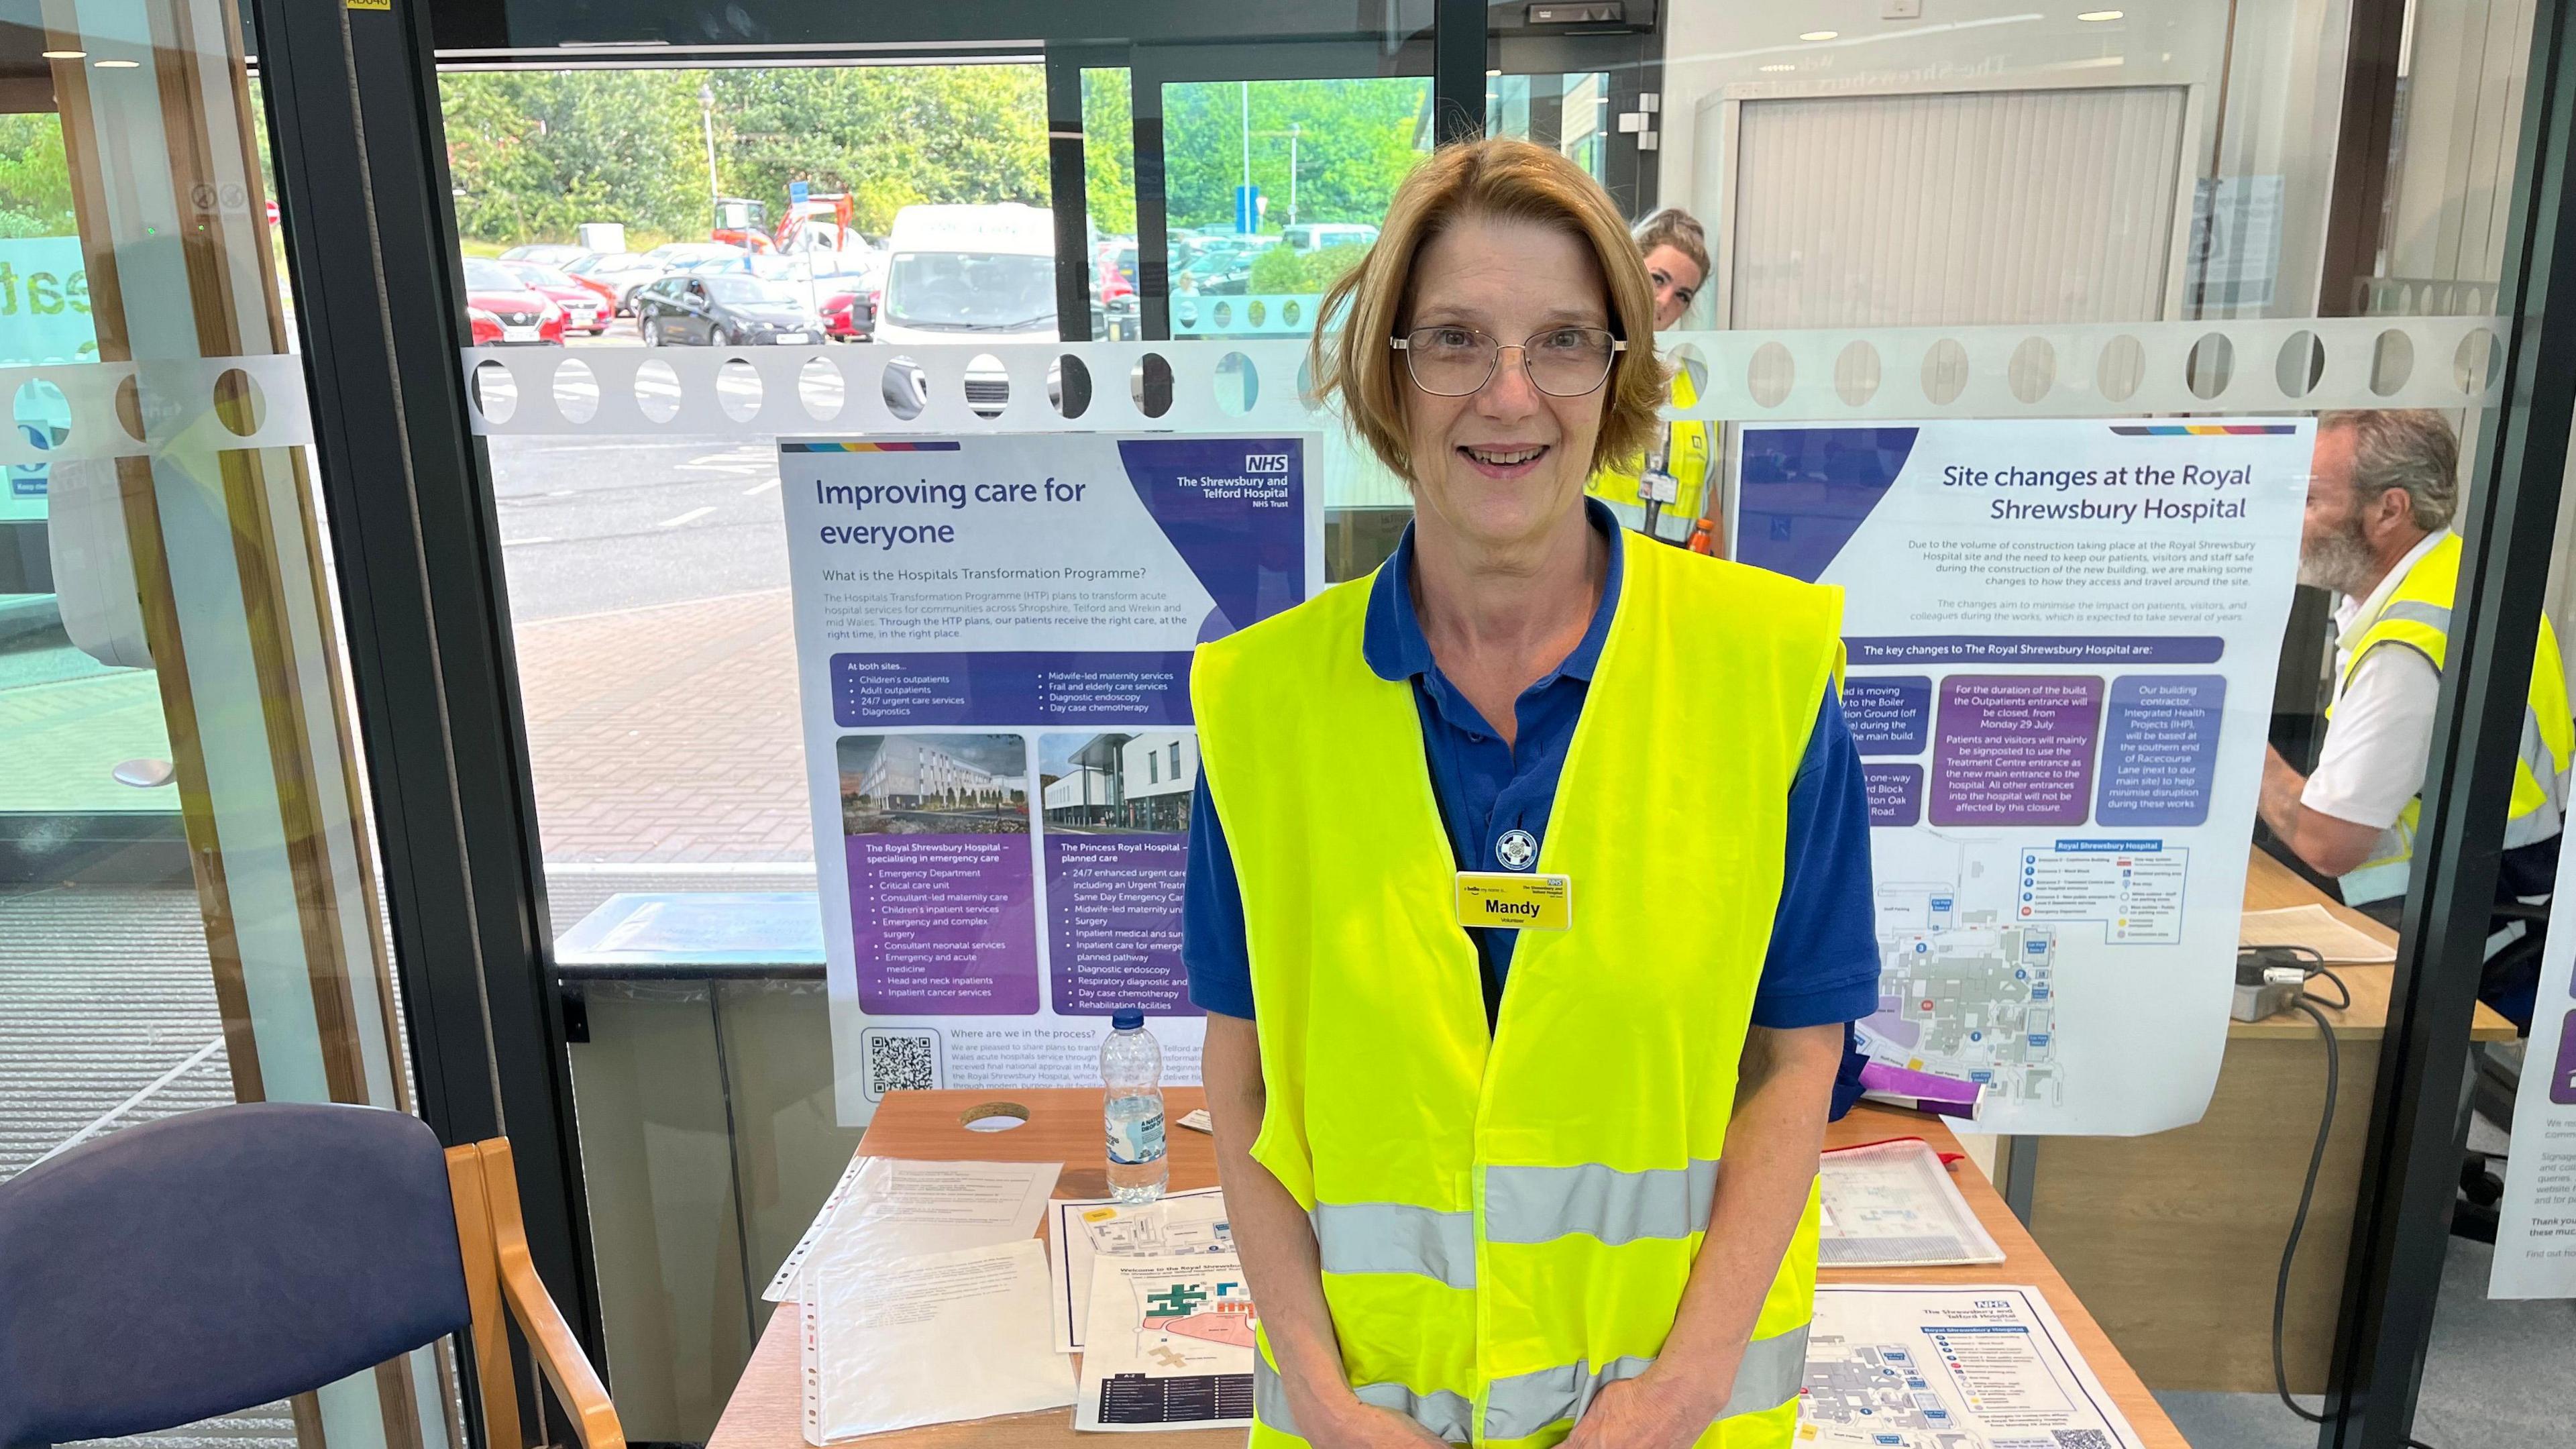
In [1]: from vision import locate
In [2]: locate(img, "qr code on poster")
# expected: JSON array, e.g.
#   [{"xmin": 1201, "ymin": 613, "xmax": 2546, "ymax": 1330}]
[
  {"xmin": 862, "ymin": 1028, "xmax": 941, "ymax": 1099},
  {"xmin": 2052, "ymin": 1432, "xmax": 2118, "ymax": 1449}
]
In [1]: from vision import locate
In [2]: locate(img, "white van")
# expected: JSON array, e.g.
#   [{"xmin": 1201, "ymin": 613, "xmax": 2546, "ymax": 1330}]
[{"xmin": 874, "ymin": 203, "xmax": 1057, "ymax": 346}]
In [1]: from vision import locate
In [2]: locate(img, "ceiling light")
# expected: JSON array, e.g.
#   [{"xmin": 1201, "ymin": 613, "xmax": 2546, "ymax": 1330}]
[
  {"xmin": 1760, "ymin": 63, "xmax": 1796, "ymax": 72},
  {"xmin": 2076, "ymin": 9, "xmax": 2124, "ymax": 18},
  {"xmin": 1801, "ymin": 30, "xmax": 1839, "ymax": 40},
  {"xmin": 95, "ymin": 58, "xmax": 140, "ymax": 68},
  {"xmin": 41, "ymin": 49, "xmax": 85, "ymax": 60}
]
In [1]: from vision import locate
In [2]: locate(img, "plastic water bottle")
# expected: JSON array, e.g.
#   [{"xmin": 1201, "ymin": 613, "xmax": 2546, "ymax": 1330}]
[{"xmin": 1102, "ymin": 1009, "xmax": 1167, "ymax": 1203}]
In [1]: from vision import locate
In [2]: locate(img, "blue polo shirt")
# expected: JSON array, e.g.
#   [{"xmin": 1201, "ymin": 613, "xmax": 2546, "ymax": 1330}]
[{"xmin": 1183, "ymin": 500, "xmax": 1881, "ymax": 1030}]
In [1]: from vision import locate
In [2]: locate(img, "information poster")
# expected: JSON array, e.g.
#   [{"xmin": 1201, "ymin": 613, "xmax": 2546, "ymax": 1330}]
[
  {"xmin": 2491, "ymin": 841, "xmax": 2576, "ymax": 1299},
  {"xmin": 1737, "ymin": 421, "xmax": 2308, "ymax": 1134},
  {"xmin": 782, "ymin": 433, "xmax": 1320, "ymax": 1122}
]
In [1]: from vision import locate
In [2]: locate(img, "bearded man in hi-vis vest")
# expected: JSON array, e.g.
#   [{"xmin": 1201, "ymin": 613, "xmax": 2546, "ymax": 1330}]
[
  {"xmin": 1181, "ymin": 138, "xmax": 1881, "ymax": 1448},
  {"xmin": 2258, "ymin": 409, "xmax": 2573, "ymax": 1029}
]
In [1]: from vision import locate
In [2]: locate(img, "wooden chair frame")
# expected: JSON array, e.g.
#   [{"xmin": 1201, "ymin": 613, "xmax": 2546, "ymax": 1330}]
[{"xmin": 444, "ymin": 1140, "xmax": 624, "ymax": 1449}]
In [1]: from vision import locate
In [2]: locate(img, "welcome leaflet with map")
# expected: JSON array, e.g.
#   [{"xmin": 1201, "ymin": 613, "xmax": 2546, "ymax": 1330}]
[
  {"xmin": 1049, "ymin": 1185, "xmax": 1234, "ymax": 1352},
  {"xmin": 1800, "ymin": 1284, "xmax": 2144, "ymax": 1448},
  {"xmin": 1076, "ymin": 1252, "xmax": 1258, "ymax": 1432}
]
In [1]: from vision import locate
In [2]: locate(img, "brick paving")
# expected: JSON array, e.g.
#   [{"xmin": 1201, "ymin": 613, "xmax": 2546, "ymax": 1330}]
[{"xmin": 512, "ymin": 588, "xmax": 818, "ymax": 865}]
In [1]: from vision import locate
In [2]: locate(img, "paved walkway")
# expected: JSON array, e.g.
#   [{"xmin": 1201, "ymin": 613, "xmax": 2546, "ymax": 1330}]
[
  {"xmin": 0, "ymin": 665, "xmax": 173, "ymax": 813},
  {"xmin": 513, "ymin": 588, "xmax": 814, "ymax": 865}
]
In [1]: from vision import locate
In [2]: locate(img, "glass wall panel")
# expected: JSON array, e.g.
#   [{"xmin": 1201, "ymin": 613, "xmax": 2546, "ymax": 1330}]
[
  {"xmin": 441, "ymin": 58, "xmax": 1061, "ymax": 1438},
  {"xmin": 1, "ymin": 3, "xmax": 443, "ymax": 1448}
]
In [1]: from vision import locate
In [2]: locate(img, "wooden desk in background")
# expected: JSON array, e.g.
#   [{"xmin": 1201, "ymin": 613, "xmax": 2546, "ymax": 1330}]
[
  {"xmin": 707, "ymin": 1088, "xmax": 2190, "ymax": 1449},
  {"xmin": 2023, "ymin": 846, "xmax": 2515, "ymax": 1394}
]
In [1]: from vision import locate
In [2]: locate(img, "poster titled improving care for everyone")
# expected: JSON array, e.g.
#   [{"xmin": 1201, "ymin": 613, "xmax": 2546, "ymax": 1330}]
[{"xmin": 780, "ymin": 433, "xmax": 1321, "ymax": 1122}]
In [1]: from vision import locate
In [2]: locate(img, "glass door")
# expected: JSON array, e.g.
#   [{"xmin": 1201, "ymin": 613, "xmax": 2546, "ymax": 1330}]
[{"xmin": 0, "ymin": 3, "xmax": 438, "ymax": 1448}]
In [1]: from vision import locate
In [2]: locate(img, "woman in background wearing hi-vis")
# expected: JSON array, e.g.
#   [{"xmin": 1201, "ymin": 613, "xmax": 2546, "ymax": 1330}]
[
  {"xmin": 1585, "ymin": 207, "xmax": 1715, "ymax": 545},
  {"xmin": 1182, "ymin": 138, "xmax": 1880, "ymax": 1448}
]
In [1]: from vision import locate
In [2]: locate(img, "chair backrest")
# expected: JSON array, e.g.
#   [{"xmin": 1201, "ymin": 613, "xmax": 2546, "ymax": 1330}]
[{"xmin": 0, "ymin": 1102, "xmax": 470, "ymax": 1448}]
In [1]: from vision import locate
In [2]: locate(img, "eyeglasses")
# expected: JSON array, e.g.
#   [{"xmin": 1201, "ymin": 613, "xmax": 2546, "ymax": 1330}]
[{"xmin": 1390, "ymin": 325, "xmax": 1625, "ymax": 398}]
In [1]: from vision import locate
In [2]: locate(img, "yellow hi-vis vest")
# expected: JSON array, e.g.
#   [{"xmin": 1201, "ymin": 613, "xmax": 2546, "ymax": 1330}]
[
  {"xmin": 1587, "ymin": 363, "xmax": 1713, "ymax": 535},
  {"xmin": 2329, "ymin": 531, "xmax": 2575, "ymax": 905},
  {"xmin": 1191, "ymin": 530, "xmax": 1840, "ymax": 1449}
]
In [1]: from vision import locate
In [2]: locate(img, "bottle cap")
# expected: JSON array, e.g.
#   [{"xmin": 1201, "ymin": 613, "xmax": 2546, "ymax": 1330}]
[{"xmin": 1111, "ymin": 1009, "xmax": 1146, "ymax": 1031}]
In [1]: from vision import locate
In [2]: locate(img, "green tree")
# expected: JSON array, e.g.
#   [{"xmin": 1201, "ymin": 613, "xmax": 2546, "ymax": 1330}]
[
  {"xmin": 1081, "ymin": 70, "xmax": 1136, "ymax": 236},
  {"xmin": 441, "ymin": 70, "xmax": 705, "ymax": 245},
  {"xmin": 706, "ymin": 65, "xmax": 1049, "ymax": 235},
  {"xmin": 1248, "ymin": 245, "xmax": 1304, "ymax": 294},
  {"xmin": 1248, "ymin": 240, "xmax": 1370, "ymax": 294},
  {"xmin": 1161, "ymin": 78, "xmax": 1428, "ymax": 235},
  {"xmin": 0, "ymin": 115, "xmax": 76, "ymax": 240}
]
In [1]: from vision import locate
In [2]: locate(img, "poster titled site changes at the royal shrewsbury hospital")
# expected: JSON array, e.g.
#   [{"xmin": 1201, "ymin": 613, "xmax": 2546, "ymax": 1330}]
[
  {"xmin": 780, "ymin": 434, "xmax": 1320, "ymax": 1123},
  {"xmin": 2493, "ymin": 839, "xmax": 2576, "ymax": 1298},
  {"xmin": 1739, "ymin": 420, "xmax": 2308, "ymax": 1134}
]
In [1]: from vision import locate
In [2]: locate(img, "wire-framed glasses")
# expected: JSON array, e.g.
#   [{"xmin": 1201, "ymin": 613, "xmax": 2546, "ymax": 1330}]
[{"xmin": 1390, "ymin": 325, "xmax": 1625, "ymax": 398}]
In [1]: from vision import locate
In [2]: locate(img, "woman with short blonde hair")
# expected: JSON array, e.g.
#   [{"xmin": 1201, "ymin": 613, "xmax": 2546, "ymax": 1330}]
[{"xmin": 1186, "ymin": 138, "xmax": 1878, "ymax": 1449}]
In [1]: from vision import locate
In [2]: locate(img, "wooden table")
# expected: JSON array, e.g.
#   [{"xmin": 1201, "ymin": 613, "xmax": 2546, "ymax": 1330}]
[
  {"xmin": 708, "ymin": 1088, "xmax": 2188, "ymax": 1448},
  {"xmin": 2023, "ymin": 847, "xmax": 2514, "ymax": 1393}
]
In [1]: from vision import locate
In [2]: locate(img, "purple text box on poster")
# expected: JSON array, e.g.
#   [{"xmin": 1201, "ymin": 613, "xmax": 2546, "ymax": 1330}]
[
  {"xmin": 2097, "ymin": 674, "xmax": 2227, "ymax": 826},
  {"xmin": 1847, "ymin": 637, "xmax": 2224, "ymax": 667},
  {"xmin": 1046, "ymin": 835, "xmax": 1198, "ymax": 1017},
  {"xmin": 835, "ymin": 652, "xmax": 1197, "ymax": 728},
  {"xmin": 2552, "ymin": 1012, "xmax": 2576, "ymax": 1105},
  {"xmin": 1931, "ymin": 676, "xmax": 2106, "ymax": 827},
  {"xmin": 849, "ymin": 834, "xmax": 1038, "ymax": 1015},
  {"xmin": 1845, "ymin": 676, "xmax": 1933, "ymax": 755},
  {"xmin": 1864, "ymin": 764, "xmax": 1925, "ymax": 826}
]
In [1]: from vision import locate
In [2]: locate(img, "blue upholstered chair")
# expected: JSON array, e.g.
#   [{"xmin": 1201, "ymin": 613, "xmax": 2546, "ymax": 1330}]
[{"xmin": 0, "ymin": 1102, "xmax": 621, "ymax": 1449}]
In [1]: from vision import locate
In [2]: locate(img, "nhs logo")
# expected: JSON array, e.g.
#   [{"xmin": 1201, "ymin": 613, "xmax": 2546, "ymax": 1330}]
[{"xmin": 1246, "ymin": 452, "xmax": 1289, "ymax": 475}]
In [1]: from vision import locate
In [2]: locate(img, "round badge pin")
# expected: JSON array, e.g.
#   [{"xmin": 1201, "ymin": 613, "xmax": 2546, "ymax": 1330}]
[{"xmin": 1496, "ymin": 828, "xmax": 1538, "ymax": 871}]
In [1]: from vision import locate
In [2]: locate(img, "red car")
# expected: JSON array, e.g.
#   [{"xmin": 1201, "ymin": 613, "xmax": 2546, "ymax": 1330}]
[
  {"xmin": 1095, "ymin": 246, "xmax": 1135, "ymax": 305},
  {"xmin": 819, "ymin": 286, "xmax": 877, "ymax": 341},
  {"xmin": 500, "ymin": 261, "xmax": 607, "ymax": 335},
  {"xmin": 462, "ymin": 258, "xmax": 568, "ymax": 345}
]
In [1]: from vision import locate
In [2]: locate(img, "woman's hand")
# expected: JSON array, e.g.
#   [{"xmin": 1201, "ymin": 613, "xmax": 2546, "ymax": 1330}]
[
  {"xmin": 1304, "ymin": 1399, "xmax": 1458, "ymax": 1448},
  {"xmin": 1559, "ymin": 1373, "xmax": 1722, "ymax": 1449}
]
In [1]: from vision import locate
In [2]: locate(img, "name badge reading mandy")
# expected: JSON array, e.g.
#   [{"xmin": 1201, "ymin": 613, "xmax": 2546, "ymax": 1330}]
[{"xmin": 1456, "ymin": 872, "xmax": 1573, "ymax": 931}]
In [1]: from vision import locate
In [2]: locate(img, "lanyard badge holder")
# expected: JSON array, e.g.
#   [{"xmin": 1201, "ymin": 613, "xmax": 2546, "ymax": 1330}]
[{"xmin": 1638, "ymin": 422, "xmax": 1680, "ymax": 541}]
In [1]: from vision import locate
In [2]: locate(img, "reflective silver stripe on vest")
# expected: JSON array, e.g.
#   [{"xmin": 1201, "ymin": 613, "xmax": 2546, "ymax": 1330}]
[
  {"xmin": 1483, "ymin": 1159, "xmax": 1722, "ymax": 1246},
  {"xmin": 1252, "ymin": 1353, "xmax": 1474, "ymax": 1444},
  {"xmin": 1481, "ymin": 1323, "xmax": 1812, "ymax": 1442},
  {"xmin": 2375, "ymin": 599, "xmax": 2453, "ymax": 633},
  {"xmin": 2506, "ymin": 709, "xmax": 2569, "ymax": 849},
  {"xmin": 1311, "ymin": 1202, "xmax": 1478, "ymax": 1289}
]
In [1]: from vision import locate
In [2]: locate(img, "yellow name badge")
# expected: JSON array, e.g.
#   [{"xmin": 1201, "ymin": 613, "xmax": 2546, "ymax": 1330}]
[{"xmin": 1455, "ymin": 872, "xmax": 1573, "ymax": 931}]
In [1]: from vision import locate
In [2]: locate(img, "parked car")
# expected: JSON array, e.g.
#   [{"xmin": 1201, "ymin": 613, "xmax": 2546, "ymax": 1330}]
[
  {"xmin": 818, "ymin": 287, "xmax": 876, "ymax": 341},
  {"xmin": 561, "ymin": 252, "xmax": 662, "ymax": 315},
  {"xmin": 641, "ymin": 241, "xmax": 749, "ymax": 270},
  {"xmin": 499, "ymin": 261, "xmax": 608, "ymax": 336},
  {"xmin": 802, "ymin": 253, "xmax": 883, "ymax": 341},
  {"xmin": 1176, "ymin": 237, "xmax": 1272, "ymax": 295},
  {"xmin": 497, "ymin": 243, "xmax": 592, "ymax": 269},
  {"xmin": 462, "ymin": 258, "xmax": 567, "ymax": 345},
  {"xmin": 1281, "ymin": 222, "xmax": 1379, "ymax": 254},
  {"xmin": 635, "ymin": 273, "xmax": 824, "ymax": 346},
  {"xmin": 672, "ymin": 254, "xmax": 763, "ymax": 278}
]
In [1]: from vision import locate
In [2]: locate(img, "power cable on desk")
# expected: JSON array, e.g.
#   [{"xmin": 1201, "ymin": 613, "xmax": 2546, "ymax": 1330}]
[{"xmin": 2265, "ymin": 961, "xmax": 2438, "ymax": 1449}]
